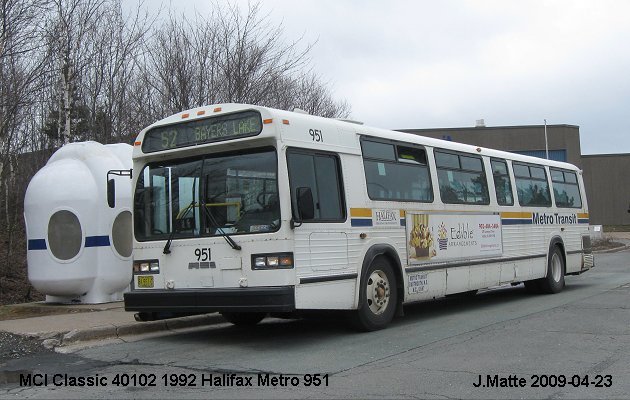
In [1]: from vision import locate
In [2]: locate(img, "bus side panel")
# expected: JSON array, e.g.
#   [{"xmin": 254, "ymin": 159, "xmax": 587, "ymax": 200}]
[
  {"xmin": 295, "ymin": 280, "xmax": 356, "ymax": 309},
  {"xmin": 294, "ymin": 229, "xmax": 357, "ymax": 310},
  {"xmin": 563, "ymin": 224, "xmax": 589, "ymax": 274},
  {"xmin": 445, "ymin": 267, "xmax": 470, "ymax": 295},
  {"xmin": 404, "ymin": 270, "xmax": 446, "ymax": 302}
]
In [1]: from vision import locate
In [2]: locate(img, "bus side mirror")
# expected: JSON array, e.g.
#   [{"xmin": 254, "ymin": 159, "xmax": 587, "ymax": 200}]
[
  {"xmin": 296, "ymin": 187, "xmax": 314, "ymax": 221},
  {"xmin": 106, "ymin": 169, "xmax": 132, "ymax": 208},
  {"xmin": 107, "ymin": 179, "xmax": 116, "ymax": 208}
]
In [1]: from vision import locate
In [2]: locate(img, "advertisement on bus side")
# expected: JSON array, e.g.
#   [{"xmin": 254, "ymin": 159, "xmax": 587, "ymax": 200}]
[{"xmin": 406, "ymin": 212, "xmax": 503, "ymax": 264}]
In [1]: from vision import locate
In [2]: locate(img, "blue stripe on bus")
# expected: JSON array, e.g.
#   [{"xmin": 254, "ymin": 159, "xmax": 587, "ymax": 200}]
[
  {"xmin": 85, "ymin": 235, "xmax": 111, "ymax": 247},
  {"xmin": 578, "ymin": 219, "xmax": 589, "ymax": 224},
  {"xmin": 400, "ymin": 219, "xmax": 406, "ymax": 227},
  {"xmin": 351, "ymin": 218, "xmax": 373, "ymax": 227},
  {"xmin": 501, "ymin": 219, "xmax": 533, "ymax": 225},
  {"xmin": 28, "ymin": 239, "xmax": 47, "ymax": 250}
]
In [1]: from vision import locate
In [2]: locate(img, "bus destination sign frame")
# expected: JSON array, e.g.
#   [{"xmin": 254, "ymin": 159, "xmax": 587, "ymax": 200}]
[{"xmin": 141, "ymin": 110, "xmax": 263, "ymax": 153}]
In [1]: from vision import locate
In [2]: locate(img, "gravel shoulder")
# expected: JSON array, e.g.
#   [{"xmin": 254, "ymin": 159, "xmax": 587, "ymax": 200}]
[{"xmin": 0, "ymin": 331, "xmax": 52, "ymax": 363}]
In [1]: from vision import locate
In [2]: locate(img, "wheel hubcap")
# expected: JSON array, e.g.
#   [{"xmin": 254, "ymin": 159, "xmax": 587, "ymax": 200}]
[
  {"xmin": 551, "ymin": 253, "xmax": 562, "ymax": 282},
  {"xmin": 366, "ymin": 270, "xmax": 390, "ymax": 315}
]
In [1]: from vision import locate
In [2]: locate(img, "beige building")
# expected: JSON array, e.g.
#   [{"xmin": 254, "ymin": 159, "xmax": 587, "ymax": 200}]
[{"xmin": 398, "ymin": 124, "xmax": 629, "ymax": 226}]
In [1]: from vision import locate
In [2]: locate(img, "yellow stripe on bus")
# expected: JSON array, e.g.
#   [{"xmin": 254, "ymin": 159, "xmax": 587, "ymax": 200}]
[
  {"xmin": 500, "ymin": 212, "xmax": 532, "ymax": 219},
  {"xmin": 350, "ymin": 208, "xmax": 372, "ymax": 218},
  {"xmin": 578, "ymin": 213, "xmax": 589, "ymax": 219}
]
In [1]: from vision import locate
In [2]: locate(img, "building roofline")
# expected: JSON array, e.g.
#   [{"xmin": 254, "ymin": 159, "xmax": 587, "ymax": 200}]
[
  {"xmin": 397, "ymin": 124, "xmax": 579, "ymax": 132},
  {"xmin": 582, "ymin": 153, "xmax": 630, "ymax": 158}
]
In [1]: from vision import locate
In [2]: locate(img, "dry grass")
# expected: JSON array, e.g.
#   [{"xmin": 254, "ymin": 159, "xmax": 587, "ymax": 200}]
[{"xmin": 591, "ymin": 237, "xmax": 625, "ymax": 251}]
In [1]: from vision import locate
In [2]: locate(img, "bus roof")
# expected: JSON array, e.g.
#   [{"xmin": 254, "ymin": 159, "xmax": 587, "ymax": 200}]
[{"xmin": 135, "ymin": 103, "xmax": 581, "ymax": 172}]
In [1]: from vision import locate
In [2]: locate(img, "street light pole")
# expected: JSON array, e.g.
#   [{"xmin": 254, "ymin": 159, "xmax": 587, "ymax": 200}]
[{"xmin": 544, "ymin": 119, "xmax": 549, "ymax": 159}]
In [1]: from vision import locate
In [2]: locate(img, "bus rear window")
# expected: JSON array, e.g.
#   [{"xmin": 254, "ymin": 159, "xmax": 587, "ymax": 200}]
[{"xmin": 550, "ymin": 168, "xmax": 582, "ymax": 208}]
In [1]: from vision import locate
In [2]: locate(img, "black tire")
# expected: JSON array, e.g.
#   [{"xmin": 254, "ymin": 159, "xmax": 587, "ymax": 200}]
[
  {"xmin": 221, "ymin": 312, "xmax": 266, "ymax": 326},
  {"xmin": 352, "ymin": 256, "xmax": 398, "ymax": 331},
  {"xmin": 538, "ymin": 245, "xmax": 565, "ymax": 293}
]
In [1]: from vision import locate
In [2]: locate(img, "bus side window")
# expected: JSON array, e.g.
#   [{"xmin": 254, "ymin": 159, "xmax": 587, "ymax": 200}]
[
  {"xmin": 513, "ymin": 163, "xmax": 552, "ymax": 207},
  {"xmin": 435, "ymin": 150, "xmax": 489, "ymax": 205},
  {"xmin": 287, "ymin": 150, "xmax": 345, "ymax": 222},
  {"xmin": 360, "ymin": 138, "xmax": 433, "ymax": 202},
  {"xmin": 550, "ymin": 168, "xmax": 582, "ymax": 208},
  {"xmin": 491, "ymin": 159, "xmax": 514, "ymax": 206}
]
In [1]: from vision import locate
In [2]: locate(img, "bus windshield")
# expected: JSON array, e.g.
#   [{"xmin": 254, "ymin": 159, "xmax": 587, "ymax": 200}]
[{"xmin": 134, "ymin": 147, "xmax": 280, "ymax": 241}]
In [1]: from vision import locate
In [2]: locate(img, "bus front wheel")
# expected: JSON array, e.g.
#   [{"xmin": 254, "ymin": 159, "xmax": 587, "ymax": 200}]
[
  {"xmin": 352, "ymin": 256, "xmax": 397, "ymax": 331},
  {"xmin": 221, "ymin": 312, "xmax": 266, "ymax": 326}
]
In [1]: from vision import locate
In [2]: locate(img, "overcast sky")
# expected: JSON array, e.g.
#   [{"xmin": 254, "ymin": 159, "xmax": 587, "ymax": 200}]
[{"xmin": 139, "ymin": 0, "xmax": 630, "ymax": 155}]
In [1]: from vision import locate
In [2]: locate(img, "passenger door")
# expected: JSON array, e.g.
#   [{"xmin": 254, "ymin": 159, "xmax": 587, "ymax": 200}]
[{"xmin": 287, "ymin": 149, "xmax": 353, "ymax": 308}]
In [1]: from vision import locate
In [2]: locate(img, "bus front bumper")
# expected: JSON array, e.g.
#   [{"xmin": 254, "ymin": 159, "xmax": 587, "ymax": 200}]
[{"xmin": 124, "ymin": 286, "xmax": 295, "ymax": 313}]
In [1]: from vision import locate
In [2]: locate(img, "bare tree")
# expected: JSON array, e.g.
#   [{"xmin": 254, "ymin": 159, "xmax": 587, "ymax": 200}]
[
  {"xmin": 0, "ymin": 0, "xmax": 50, "ymax": 296},
  {"xmin": 43, "ymin": 0, "xmax": 106, "ymax": 144},
  {"xmin": 0, "ymin": 0, "xmax": 351, "ymax": 304},
  {"xmin": 82, "ymin": 1, "xmax": 152, "ymax": 143},
  {"xmin": 139, "ymin": 2, "xmax": 350, "ymax": 120}
]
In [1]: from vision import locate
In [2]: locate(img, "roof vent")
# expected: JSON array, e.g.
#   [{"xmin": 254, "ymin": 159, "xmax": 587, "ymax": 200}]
[
  {"xmin": 475, "ymin": 119, "xmax": 486, "ymax": 127},
  {"xmin": 336, "ymin": 118, "xmax": 364, "ymax": 125},
  {"xmin": 292, "ymin": 107, "xmax": 309, "ymax": 115}
]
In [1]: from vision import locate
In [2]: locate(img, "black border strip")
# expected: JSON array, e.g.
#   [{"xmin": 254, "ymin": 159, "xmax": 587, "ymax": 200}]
[
  {"xmin": 567, "ymin": 250, "xmax": 586, "ymax": 255},
  {"xmin": 405, "ymin": 253, "xmax": 547, "ymax": 273},
  {"xmin": 300, "ymin": 273, "xmax": 358, "ymax": 285}
]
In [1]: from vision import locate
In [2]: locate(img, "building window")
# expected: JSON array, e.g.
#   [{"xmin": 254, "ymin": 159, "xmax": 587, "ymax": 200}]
[
  {"xmin": 361, "ymin": 138, "xmax": 433, "ymax": 202},
  {"xmin": 491, "ymin": 159, "xmax": 514, "ymax": 206},
  {"xmin": 550, "ymin": 169, "xmax": 582, "ymax": 208},
  {"xmin": 435, "ymin": 150, "xmax": 489, "ymax": 205},
  {"xmin": 513, "ymin": 163, "xmax": 551, "ymax": 207},
  {"xmin": 511, "ymin": 150, "xmax": 567, "ymax": 162}
]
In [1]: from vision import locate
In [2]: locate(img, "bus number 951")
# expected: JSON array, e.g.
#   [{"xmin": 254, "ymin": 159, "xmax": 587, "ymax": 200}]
[{"xmin": 194, "ymin": 248, "xmax": 211, "ymax": 261}]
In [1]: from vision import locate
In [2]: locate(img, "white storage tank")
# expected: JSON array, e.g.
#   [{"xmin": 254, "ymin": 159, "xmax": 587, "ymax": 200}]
[{"xmin": 24, "ymin": 141, "xmax": 133, "ymax": 303}]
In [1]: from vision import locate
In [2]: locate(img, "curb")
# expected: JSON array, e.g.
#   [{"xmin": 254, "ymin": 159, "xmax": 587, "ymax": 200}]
[
  {"xmin": 37, "ymin": 313, "xmax": 225, "ymax": 348},
  {"xmin": 593, "ymin": 244, "xmax": 630, "ymax": 254}
]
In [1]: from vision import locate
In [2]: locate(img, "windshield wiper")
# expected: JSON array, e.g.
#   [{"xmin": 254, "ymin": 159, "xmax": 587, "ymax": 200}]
[
  {"xmin": 163, "ymin": 200, "xmax": 195, "ymax": 254},
  {"xmin": 202, "ymin": 205, "xmax": 241, "ymax": 251}
]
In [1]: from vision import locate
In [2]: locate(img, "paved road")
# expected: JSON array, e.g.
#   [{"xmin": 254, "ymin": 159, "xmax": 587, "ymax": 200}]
[{"xmin": 2, "ymin": 250, "xmax": 629, "ymax": 399}]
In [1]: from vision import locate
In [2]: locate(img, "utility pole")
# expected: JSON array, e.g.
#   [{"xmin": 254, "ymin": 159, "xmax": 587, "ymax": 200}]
[{"xmin": 544, "ymin": 119, "xmax": 549, "ymax": 159}]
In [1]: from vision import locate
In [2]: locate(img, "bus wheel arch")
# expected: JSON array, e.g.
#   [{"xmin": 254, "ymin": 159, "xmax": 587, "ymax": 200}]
[{"xmin": 353, "ymin": 245, "xmax": 403, "ymax": 331}]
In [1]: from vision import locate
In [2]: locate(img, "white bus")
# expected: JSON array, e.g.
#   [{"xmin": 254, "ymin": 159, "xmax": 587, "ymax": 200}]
[{"xmin": 117, "ymin": 103, "xmax": 594, "ymax": 331}]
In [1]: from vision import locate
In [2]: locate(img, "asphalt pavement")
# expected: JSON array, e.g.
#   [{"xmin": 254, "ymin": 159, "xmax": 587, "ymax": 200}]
[
  {"xmin": 0, "ymin": 232, "xmax": 627, "ymax": 351},
  {"xmin": 0, "ymin": 302, "xmax": 222, "ymax": 350}
]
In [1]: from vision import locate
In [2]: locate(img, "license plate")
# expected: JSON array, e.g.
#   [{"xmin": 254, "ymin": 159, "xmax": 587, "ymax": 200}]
[{"xmin": 137, "ymin": 275, "xmax": 154, "ymax": 288}]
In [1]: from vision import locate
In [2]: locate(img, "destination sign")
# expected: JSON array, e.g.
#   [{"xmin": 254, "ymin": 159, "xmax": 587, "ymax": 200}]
[{"xmin": 142, "ymin": 110, "xmax": 263, "ymax": 153}]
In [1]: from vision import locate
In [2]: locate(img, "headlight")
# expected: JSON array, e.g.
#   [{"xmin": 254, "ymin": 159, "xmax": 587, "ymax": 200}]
[
  {"xmin": 251, "ymin": 253, "xmax": 293, "ymax": 270},
  {"xmin": 254, "ymin": 257, "xmax": 267, "ymax": 268},
  {"xmin": 133, "ymin": 259, "xmax": 159, "ymax": 274}
]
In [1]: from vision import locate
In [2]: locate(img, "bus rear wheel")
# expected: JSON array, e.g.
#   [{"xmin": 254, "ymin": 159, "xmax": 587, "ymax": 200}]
[
  {"xmin": 527, "ymin": 245, "xmax": 565, "ymax": 294},
  {"xmin": 539, "ymin": 245, "xmax": 565, "ymax": 293},
  {"xmin": 352, "ymin": 256, "xmax": 397, "ymax": 331},
  {"xmin": 221, "ymin": 312, "xmax": 266, "ymax": 326}
]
